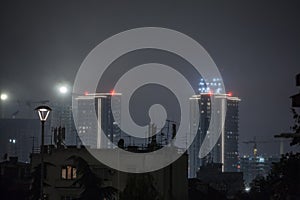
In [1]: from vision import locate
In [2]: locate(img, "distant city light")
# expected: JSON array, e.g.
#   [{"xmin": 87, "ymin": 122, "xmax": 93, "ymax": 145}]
[
  {"xmin": 0, "ymin": 93, "xmax": 8, "ymax": 101},
  {"xmin": 59, "ymin": 86, "xmax": 68, "ymax": 94},
  {"xmin": 9, "ymin": 138, "xmax": 16, "ymax": 143},
  {"xmin": 199, "ymin": 78, "xmax": 223, "ymax": 94},
  {"xmin": 245, "ymin": 187, "xmax": 251, "ymax": 192}
]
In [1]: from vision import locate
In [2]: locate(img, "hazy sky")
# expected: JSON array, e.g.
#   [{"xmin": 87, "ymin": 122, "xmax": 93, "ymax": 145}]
[{"xmin": 0, "ymin": 1, "xmax": 299, "ymax": 155}]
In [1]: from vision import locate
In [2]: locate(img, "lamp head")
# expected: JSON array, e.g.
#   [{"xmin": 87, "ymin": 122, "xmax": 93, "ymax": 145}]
[{"xmin": 35, "ymin": 105, "xmax": 52, "ymax": 121}]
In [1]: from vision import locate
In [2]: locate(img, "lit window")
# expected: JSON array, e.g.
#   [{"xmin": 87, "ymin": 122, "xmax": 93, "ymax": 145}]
[{"xmin": 61, "ymin": 166, "xmax": 77, "ymax": 180}]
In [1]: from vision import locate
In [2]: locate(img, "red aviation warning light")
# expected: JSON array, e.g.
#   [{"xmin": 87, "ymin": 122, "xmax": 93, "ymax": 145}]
[
  {"xmin": 228, "ymin": 92, "xmax": 233, "ymax": 97},
  {"xmin": 110, "ymin": 89, "xmax": 116, "ymax": 95}
]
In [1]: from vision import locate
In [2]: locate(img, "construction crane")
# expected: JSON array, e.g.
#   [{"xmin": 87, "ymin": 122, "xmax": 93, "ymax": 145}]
[
  {"xmin": 25, "ymin": 100, "xmax": 50, "ymax": 107},
  {"xmin": 243, "ymin": 137, "xmax": 268, "ymax": 157},
  {"xmin": 274, "ymin": 132, "xmax": 300, "ymax": 138},
  {"xmin": 11, "ymin": 110, "xmax": 19, "ymax": 118},
  {"xmin": 243, "ymin": 136, "xmax": 285, "ymax": 156},
  {"xmin": 8, "ymin": 100, "xmax": 50, "ymax": 119}
]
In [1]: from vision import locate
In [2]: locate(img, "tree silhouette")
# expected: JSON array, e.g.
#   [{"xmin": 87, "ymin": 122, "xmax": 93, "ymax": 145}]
[
  {"xmin": 275, "ymin": 109, "xmax": 300, "ymax": 146},
  {"xmin": 290, "ymin": 108, "xmax": 300, "ymax": 146},
  {"xmin": 29, "ymin": 162, "xmax": 53, "ymax": 200},
  {"xmin": 68, "ymin": 155, "xmax": 117, "ymax": 200},
  {"xmin": 248, "ymin": 152, "xmax": 300, "ymax": 200}
]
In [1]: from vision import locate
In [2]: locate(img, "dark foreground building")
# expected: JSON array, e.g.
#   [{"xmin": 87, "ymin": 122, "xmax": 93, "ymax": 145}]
[
  {"xmin": 30, "ymin": 145, "xmax": 188, "ymax": 200},
  {"xmin": 0, "ymin": 156, "xmax": 31, "ymax": 200},
  {"xmin": 196, "ymin": 163, "xmax": 244, "ymax": 199}
]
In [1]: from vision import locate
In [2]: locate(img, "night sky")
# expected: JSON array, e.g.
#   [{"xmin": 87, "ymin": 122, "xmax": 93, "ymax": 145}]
[{"xmin": 0, "ymin": 1, "xmax": 299, "ymax": 156}]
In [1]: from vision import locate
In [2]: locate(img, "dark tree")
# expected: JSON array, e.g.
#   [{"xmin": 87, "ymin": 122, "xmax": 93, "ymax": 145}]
[
  {"xmin": 290, "ymin": 108, "xmax": 300, "ymax": 146},
  {"xmin": 248, "ymin": 153, "xmax": 300, "ymax": 200},
  {"xmin": 29, "ymin": 162, "xmax": 53, "ymax": 200},
  {"xmin": 69, "ymin": 155, "xmax": 117, "ymax": 200},
  {"xmin": 29, "ymin": 164, "xmax": 41, "ymax": 200}
]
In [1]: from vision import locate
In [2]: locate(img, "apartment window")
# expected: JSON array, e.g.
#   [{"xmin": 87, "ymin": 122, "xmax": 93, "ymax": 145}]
[{"xmin": 61, "ymin": 165, "xmax": 77, "ymax": 180}]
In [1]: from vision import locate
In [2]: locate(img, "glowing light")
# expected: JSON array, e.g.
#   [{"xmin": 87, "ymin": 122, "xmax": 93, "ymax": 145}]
[
  {"xmin": 84, "ymin": 91, "xmax": 89, "ymax": 96},
  {"xmin": 216, "ymin": 88, "xmax": 222, "ymax": 94},
  {"xmin": 9, "ymin": 139, "xmax": 16, "ymax": 144},
  {"xmin": 35, "ymin": 105, "xmax": 52, "ymax": 121},
  {"xmin": 245, "ymin": 187, "xmax": 251, "ymax": 192},
  {"xmin": 110, "ymin": 89, "xmax": 116, "ymax": 95},
  {"xmin": 0, "ymin": 93, "xmax": 8, "ymax": 101},
  {"xmin": 59, "ymin": 86, "xmax": 68, "ymax": 94},
  {"xmin": 228, "ymin": 92, "xmax": 233, "ymax": 97}
]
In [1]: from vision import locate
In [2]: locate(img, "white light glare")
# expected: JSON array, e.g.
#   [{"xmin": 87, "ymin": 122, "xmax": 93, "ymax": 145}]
[
  {"xmin": 0, "ymin": 93, "xmax": 8, "ymax": 100},
  {"xmin": 59, "ymin": 86, "xmax": 68, "ymax": 94},
  {"xmin": 245, "ymin": 187, "xmax": 251, "ymax": 192},
  {"xmin": 9, "ymin": 139, "xmax": 16, "ymax": 143}
]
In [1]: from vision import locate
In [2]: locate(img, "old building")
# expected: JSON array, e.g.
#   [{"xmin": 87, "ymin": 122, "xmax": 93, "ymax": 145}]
[{"xmin": 30, "ymin": 145, "xmax": 188, "ymax": 200}]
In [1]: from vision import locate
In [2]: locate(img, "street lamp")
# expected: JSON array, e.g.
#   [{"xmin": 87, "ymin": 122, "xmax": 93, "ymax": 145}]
[
  {"xmin": 35, "ymin": 105, "xmax": 51, "ymax": 200},
  {"xmin": 0, "ymin": 92, "xmax": 8, "ymax": 118},
  {"xmin": 56, "ymin": 83, "xmax": 70, "ymax": 95},
  {"xmin": 0, "ymin": 93, "xmax": 8, "ymax": 101},
  {"xmin": 58, "ymin": 85, "xmax": 68, "ymax": 94}
]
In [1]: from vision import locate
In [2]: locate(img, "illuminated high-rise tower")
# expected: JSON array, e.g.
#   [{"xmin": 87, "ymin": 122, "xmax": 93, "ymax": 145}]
[
  {"xmin": 74, "ymin": 93, "xmax": 121, "ymax": 149},
  {"xmin": 188, "ymin": 78, "xmax": 241, "ymax": 178}
]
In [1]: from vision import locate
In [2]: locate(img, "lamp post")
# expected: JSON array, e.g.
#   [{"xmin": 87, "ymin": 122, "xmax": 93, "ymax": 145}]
[{"xmin": 35, "ymin": 105, "xmax": 51, "ymax": 200}]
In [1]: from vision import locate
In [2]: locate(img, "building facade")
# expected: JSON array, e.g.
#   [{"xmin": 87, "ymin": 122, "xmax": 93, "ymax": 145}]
[
  {"xmin": 30, "ymin": 145, "xmax": 188, "ymax": 200},
  {"xmin": 74, "ymin": 93, "xmax": 121, "ymax": 149},
  {"xmin": 0, "ymin": 118, "xmax": 44, "ymax": 162},
  {"xmin": 188, "ymin": 78, "xmax": 241, "ymax": 177}
]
